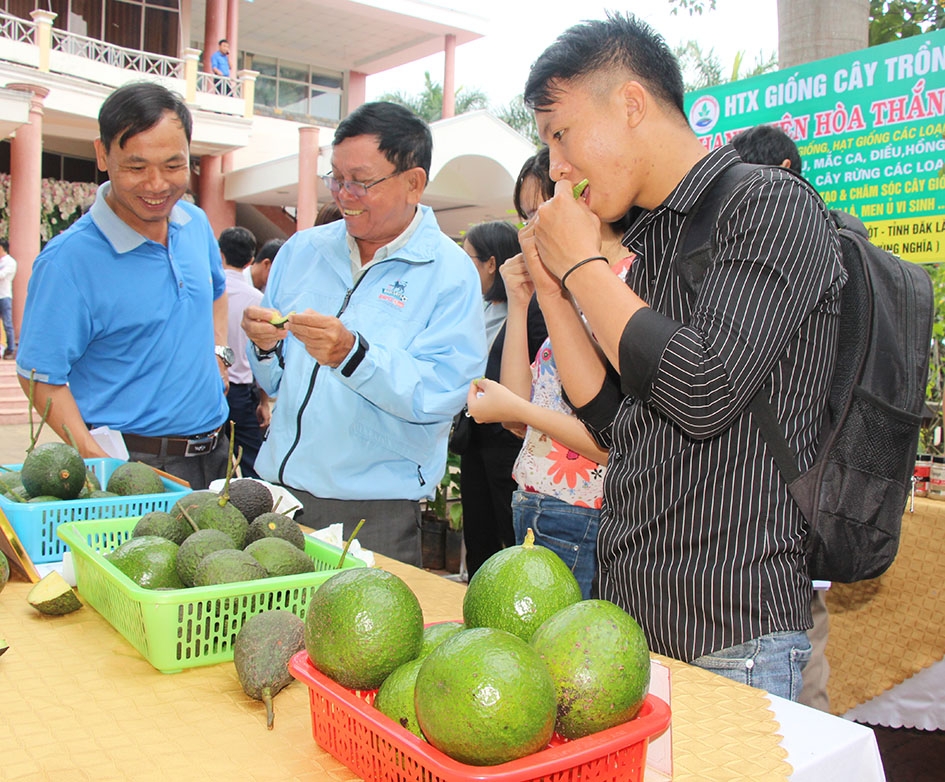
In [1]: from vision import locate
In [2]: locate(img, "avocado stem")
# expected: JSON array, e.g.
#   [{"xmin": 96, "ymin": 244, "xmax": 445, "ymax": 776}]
[
  {"xmin": 178, "ymin": 504, "xmax": 200, "ymax": 533},
  {"xmin": 523, "ymin": 527, "xmax": 535, "ymax": 547},
  {"xmin": 263, "ymin": 687, "xmax": 275, "ymax": 729},
  {"xmin": 218, "ymin": 421, "xmax": 238, "ymax": 507},
  {"xmin": 337, "ymin": 518, "xmax": 366, "ymax": 569}
]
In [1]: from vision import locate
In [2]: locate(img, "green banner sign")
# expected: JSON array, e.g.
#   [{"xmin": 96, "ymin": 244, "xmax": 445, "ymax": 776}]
[{"xmin": 685, "ymin": 30, "xmax": 945, "ymax": 263}]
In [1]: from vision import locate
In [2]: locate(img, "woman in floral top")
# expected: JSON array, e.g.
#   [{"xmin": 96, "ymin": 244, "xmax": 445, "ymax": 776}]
[{"xmin": 467, "ymin": 148, "xmax": 633, "ymax": 598}]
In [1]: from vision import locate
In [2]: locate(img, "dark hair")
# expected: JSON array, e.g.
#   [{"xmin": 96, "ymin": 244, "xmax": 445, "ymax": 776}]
[
  {"xmin": 98, "ymin": 82, "xmax": 192, "ymax": 151},
  {"xmin": 465, "ymin": 221, "xmax": 521, "ymax": 303},
  {"xmin": 218, "ymin": 226, "xmax": 257, "ymax": 268},
  {"xmin": 333, "ymin": 101, "xmax": 432, "ymax": 180},
  {"xmin": 254, "ymin": 238, "xmax": 285, "ymax": 264},
  {"xmin": 219, "ymin": 39, "xmax": 228, "ymax": 45},
  {"xmin": 0, "ymin": 239, "xmax": 7, "ymax": 253},
  {"xmin": 524, "ymin": 12, "xmax": 685, "ymax": 120},
  {"xmin": 513, "ymin": 147, "xmax": 555, "ymax": 221},
  {"xmin": 315, "ymin": 202, "xmax": 343, "ymax": 226},
  {"xmin": 732, "ymin": 124, "xmax": 803, "ymax": 174}
]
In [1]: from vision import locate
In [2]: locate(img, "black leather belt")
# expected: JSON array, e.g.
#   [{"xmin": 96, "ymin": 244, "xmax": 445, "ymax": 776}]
[{"xmin": 123, "ymin": 428, "xmax": 222, "ymax": 458}]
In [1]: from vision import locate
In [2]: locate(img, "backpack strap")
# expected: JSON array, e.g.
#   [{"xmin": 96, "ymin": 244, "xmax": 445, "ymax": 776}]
[{"xmin": 676, "ymin": 159, "xmax": 804, "ymax": 484}]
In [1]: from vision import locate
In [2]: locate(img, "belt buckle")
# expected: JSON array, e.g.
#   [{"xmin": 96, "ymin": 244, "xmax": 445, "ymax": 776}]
[{"xmin": 184, "ymin": 432, "xmax": 217, "ymax": 457}]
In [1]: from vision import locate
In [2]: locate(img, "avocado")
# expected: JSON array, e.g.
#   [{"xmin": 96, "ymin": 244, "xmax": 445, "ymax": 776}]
[
  {"xmin": 106, "ymin": 461, "xmax": 165, "ymax": 496},
  {"xmin": 244, "ymin": 537, "xmax": 315, "ymax": 577},
  {"xmin": 0, "ymin": 550, "xmax": 9, "ymax": 593},
  {"xmin": 106, "ymin": 535, "xmax": 184, "ymax": 590},
  {"xmin": 27, "ymin": 571, "xmax": 83, "ymax": 615},
  {"xmin": 27, "ymin": 495, "xmax": 62, "ymax": 503},
  {"xmin": 226, "ymin": 479, "xmax": 273, "ymax": 523},
  {"xmin": 245, "ymin": 512, "xmax": 306, "ymax": 550},
  {"xmin": 20, "ymin": 442, "xmax": 86, "ymax": 500},
  {"xmin": 132, "ymin": 510, "xmax": 193, "ymax": 545},
  {"xmin": 0, "ymin": 470, "xmax": 22, "ymax": 495},
  {"xmin": 176, "ymin": 528, "xmax": 237, "ymax": 587},
  {"xmin": 233, "ymin": 610, "xmax": 305, "ymax": 729},
  {"xmin": 0, "ymin": 636, "xmax": 8, "ymax": 657},
  {"xmin": 194, "ymin": 548, "xmax": 268, "ymax": 587},
  {"xmin": 172, "ymin": 491, "xmax": 250, "ymax": 549}
]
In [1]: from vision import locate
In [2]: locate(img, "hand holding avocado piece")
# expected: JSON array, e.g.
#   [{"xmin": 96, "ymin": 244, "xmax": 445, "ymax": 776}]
[{"xmin": 269, "ymin": 310, "xmax": 296, "ymax": 329}]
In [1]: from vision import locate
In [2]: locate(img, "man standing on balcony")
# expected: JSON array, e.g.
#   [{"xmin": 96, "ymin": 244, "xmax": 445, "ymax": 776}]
[
  {"xmin": 16, "ymin": 82, "xmax": 230, "ymax": 490},
  {"xmin": 211, "ymin": 39, "xmax": 231, "ymax": 79},
  {"xmin": 0, "ymin": 240, "xmax": 15, "ymax": 359},
  {"xmin": 242, "ymin": 101, "xmax": 487, "ymax": 566}
]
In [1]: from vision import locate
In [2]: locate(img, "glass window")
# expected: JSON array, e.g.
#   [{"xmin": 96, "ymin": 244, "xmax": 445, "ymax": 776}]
[
  {"xmin": 254, "ymin": 76, "xmax": 277, "ymax": 109},
  {"xmin": 310, "ymin": 90, "xmax": 341, "ymax": 120},
  {"xmin": 248, "ymin": 54, "xmax": 277, "ymax": 78},
  {"xmin": 278, "ymin": 80, "xmax": 308, "ymax": 114},
  {"xmin": 279, "ymin": 60, "xmax": 308, "ymax": 83}
]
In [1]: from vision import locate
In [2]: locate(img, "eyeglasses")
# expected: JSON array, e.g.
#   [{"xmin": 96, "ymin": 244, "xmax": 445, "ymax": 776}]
[{"xmin": 320, "ymin": 172, "xmax": 399, "ymax": 198}]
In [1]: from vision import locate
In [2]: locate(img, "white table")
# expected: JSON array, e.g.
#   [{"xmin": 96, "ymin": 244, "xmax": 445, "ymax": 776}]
[
  {"xmin": 844, "ymin": 657, "xmax": 945, "ymax": 730},
  {"xmin": 770, "ymin": 694, "xmax": 886, "ymax": 781}
]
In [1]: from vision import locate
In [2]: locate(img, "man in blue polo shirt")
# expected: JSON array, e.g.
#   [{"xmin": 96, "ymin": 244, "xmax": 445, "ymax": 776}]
[
  {"xmin": 211, "ymin": 40, "xmax": 231, "ymax": 78},
  {"xmin": 16, "ymin": 82, "xmax": 230, "ymax": 489}
]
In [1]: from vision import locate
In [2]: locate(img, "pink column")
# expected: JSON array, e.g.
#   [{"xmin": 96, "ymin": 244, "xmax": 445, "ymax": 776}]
[
  {"xmin": 198, "ymin": 154, "xmax": 234, "ymax": 236},
  {"xmin": 6, "ymin": 83, "xmax": 49, "ymax": 339},
  {"xmin": 226, "ymin": 0, "xmax": 239, "ymax": 70},
  {"xmin": 442, "ymin": 34, "xmax": 456, "ymax": 119},
  {"xmin": 296, "ymin": 126, "xmax": 320, "ymax": 231},
  {"xmin": 203, "ymin": 0, "xmax": 226, "ymax": 74},
  {"xmin": 347, "ymin": 71, "xmax": 366, "ymax": 115}
]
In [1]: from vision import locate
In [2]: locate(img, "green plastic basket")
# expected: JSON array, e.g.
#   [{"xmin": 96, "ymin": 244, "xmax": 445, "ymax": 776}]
[{"xmin": 57, "ymin": 516, "xmax": 366, "ymax": 673}]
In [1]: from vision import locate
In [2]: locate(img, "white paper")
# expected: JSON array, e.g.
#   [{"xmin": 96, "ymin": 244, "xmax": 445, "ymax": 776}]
[
  {"xmin": 89, "ymin": 426, "xmax": 129, "ymax": 461},
  {"xmin": 306, "ymin": 522, "xmax": 375, "ymax": 566}
]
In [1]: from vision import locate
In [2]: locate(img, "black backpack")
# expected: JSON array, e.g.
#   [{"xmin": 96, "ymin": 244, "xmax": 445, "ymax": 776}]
[{"xmin": 677, "ymin": 161, "xmax": 934, "ymax": 582}]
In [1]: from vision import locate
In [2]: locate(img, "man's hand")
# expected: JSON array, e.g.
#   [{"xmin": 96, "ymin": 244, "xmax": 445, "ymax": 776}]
[
  {"xmin": 242, "ymin": 305, "xmax": 286, "ymax": 352},
  {"xmin": 285, "ymin": 309, "xmax": 356, "ymax": 367},
  {"xmin": 529, "ymin": 179, "xmax": 603, "ymax": 280},
  {"xmin": 217, "ymin": 356, "xmax": 230, "ymax": 395},
  {"xmin": 255, "ymin": 399, "xmax": 271, "ymax": 428}
]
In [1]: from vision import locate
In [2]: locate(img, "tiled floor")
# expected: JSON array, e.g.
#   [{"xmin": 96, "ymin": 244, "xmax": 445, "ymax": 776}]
[{"xmin": 871, "ymin": 724, "xmax": 945, "ymax": 781}]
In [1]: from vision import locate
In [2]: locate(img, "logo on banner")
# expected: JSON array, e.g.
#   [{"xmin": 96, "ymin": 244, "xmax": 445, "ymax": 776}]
[{"xmin": 689, "ymin": 95, "xmax": 720, "ymax": 133}]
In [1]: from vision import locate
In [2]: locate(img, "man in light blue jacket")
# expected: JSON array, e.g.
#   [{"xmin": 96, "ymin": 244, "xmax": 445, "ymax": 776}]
[{"xmin": 243, "ymin": 102, "xmax": 487, "ymax": 565}]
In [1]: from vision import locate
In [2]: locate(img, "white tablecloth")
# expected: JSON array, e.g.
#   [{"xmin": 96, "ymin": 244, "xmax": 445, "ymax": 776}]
[
  {"xmin": 844, "ymin": 657, "xmax": 945, "ymax": 730},
  {"xmin": 770, "ymin": 695, "xmax": 886, "ymax": 781}
]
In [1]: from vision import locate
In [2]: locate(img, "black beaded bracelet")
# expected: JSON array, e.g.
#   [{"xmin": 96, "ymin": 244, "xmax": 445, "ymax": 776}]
[{"xmin": 560, "ymin": 255, "xmax": 609, "ymax": 293}]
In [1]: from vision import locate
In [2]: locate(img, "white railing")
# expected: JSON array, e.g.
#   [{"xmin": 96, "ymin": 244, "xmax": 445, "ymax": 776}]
[
  {"xmin": 0, "ymin": 11, "xmax": 34, "ymax": 45},
  {"xmin": 196, "ymin": 71, "xmax": 239, "ymax": 98},
  {"xmin": 50, "ymin": 28, "xmax": 183, "ymax": 79}
]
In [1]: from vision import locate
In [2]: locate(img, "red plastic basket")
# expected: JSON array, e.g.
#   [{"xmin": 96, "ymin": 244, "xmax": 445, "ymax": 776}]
[{"xmin": 289, "ymin": 650, "xmax": 671, "ymax": 782}]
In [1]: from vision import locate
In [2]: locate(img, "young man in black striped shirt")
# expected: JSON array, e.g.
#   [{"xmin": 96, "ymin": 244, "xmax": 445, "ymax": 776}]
[{"xmin": 519, "ymin": 13, "xmax": 845, "ymax": 700}]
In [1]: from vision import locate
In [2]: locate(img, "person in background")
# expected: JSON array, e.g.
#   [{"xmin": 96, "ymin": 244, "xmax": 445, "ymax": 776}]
[
  {"xmin": 211, "ymin": 39, "xmax": 231, "ymax": 78},
  {"xmin": 0, "ymin": 240, "xmax": 16, "ymax": 359},
  {"xmin": 219, "ymin": 225, "xmax": 270, "ymax": 479},
  {"xmin": 247, "ymin": 237, "xmax": 284, "ymax": 293},
  {"xmin": 315, "ymin": 202, "xmax": 343, "ymax": 226},
  {"xmin": 733, "ymin": 122, "xmax": 831, "ymax": 713},
  {"xmin": 16, "ymin": 82, "xmax": 230, "ymax": 489},
  {"xmin": 242, "ymin": 101, "xmax": 486, "ymax": 566},
  {"xmin": 466, "ymin": 146, "xmax": 632, "ymax": 598},
  {"xmin": 517, "ymin": 13, "xmax": 844, "ymax": 698},
  {"xmin": 460, "ymin": 220, "xmax": 547, "ymax": 577}
]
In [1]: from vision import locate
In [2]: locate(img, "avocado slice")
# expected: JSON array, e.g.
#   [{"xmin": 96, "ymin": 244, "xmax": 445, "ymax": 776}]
[
  {"xmin": 269, "ymin": 310, "xmax": 295, "ymax": 328},
  {"xmin": 572, "ymin": 178, "xmax": 589, "ymax": 199}
]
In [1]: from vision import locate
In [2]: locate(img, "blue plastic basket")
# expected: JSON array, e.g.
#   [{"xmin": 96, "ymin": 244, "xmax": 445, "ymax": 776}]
[{"xmin": 0, "ymin": 457, "xmax": 191, "ymax": 563}]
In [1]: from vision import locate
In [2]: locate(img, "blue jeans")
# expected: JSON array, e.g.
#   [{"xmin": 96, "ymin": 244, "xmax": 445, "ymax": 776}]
[
  {"xmin": 0, "ymin": 297, "xmax": 13, "ymax": 351},
  {"xmin": 689, "ymin": 630, "xmax": 812, "ymax": 701},
  {"xmin": 511, "ymin": 490, "xmax": 599, "ymax": 599}
]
